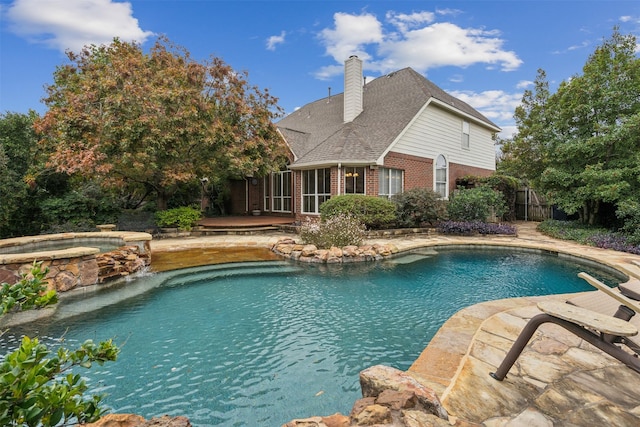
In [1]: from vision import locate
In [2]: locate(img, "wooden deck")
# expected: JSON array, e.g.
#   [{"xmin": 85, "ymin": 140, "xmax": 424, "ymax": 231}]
[{"xmin": 197, "ymin": 215, "xmax": 296, "ymax": 229}]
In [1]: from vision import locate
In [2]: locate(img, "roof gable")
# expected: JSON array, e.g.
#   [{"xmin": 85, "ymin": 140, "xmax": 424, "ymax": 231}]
[{"xmin": 277, "ymin": 67, "xmax": 499, "ymax": 168}]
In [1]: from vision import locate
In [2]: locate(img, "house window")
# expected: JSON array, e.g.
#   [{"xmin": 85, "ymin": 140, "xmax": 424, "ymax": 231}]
[
  {"xmin": 435, "ymin": 155, "xmax": 447, "ymax": 198},
  {"xmin": 462, "ymin": 121, "xmax": 470, "ymax": 150},
  {"xmin": 344, "ymin": 167, "xmax": 365, "ymax": 194},
  {"xmin": 378, "ymin": 168, "xmax": 403, "ymax": 198},
  {"xmin": 272, "ymin": 171, "xmax": 292, "ymax": 212},
  {"xmin": 302, "ymin": 168, "xmax": 331, "ymax": 214},
  {"xmin": 263, "ymin": 176, "xmax": 271, "ymax": 211}
]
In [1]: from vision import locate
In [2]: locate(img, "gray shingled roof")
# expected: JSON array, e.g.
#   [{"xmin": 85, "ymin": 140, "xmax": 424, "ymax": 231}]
[{"xmin": 277, "ymin": 67, "xmax": 500, "ymax": 168}]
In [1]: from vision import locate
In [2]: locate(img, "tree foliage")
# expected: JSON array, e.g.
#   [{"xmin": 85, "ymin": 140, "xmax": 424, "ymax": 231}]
[
  {"xmin": 498, "ymin": 29, "xmax": 640, "ymax": 225},
  {"xmin": 0, "ymin": 112, "xmax": 42, "ymax": 237},
  {"xmin": 0, "ymin": 336, "xmax": 119, "ymax": 427},
  {"xmin": 35, "ymin": 37, "xmax": 289, "ymax": 210}
]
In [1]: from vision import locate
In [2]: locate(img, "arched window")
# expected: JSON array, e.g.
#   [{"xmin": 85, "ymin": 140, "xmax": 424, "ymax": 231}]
[{"xmin": 435, "ymin": 155, "xmax": 447, "ymax": 198}]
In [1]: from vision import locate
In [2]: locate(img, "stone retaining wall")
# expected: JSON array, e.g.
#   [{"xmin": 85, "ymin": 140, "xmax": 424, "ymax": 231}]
[
  {"xmin": 271, "ymin": 237, "xmax": 399, "ymax": 263},
  {"xmin": 0, "ymin": 232, "xmax": 152, "ymax": 292}
]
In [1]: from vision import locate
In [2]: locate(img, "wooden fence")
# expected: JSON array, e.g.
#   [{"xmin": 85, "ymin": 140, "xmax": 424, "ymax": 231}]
[{"xmin": 515, "ymin": 188, "xmax": 552, "ymax": 221}]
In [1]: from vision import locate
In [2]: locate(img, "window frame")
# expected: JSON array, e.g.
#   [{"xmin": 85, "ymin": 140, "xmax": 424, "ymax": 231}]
[
  {"xmin": 378, "ymin": 167, "xmax": 404, "ymax": 199},
  {"xmin": 302, "ymin": 168, "xmax": 331, "ymax": 214},
  {"xmin": 435, "ymin": 155, "xmax": 448, "ymax": 198},
  {"xmin": 271, "ymin": 170, "xmax": 292, "ymax": 213},
  {"xmin": 462, "ymin": 120, "xmax": 470, "ymax": 150},
  {"xmin": 343, "ymin": 166, "xmax": 365, "ymax": 194}
]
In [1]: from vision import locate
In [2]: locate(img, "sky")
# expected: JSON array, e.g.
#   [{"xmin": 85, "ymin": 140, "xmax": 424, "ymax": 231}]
[{"xmin": 1, "ymin": 1, "xmax": 639, "ymax": 138}]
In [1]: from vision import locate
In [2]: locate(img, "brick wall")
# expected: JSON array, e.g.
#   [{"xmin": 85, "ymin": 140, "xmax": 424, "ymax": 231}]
[
  {"xmin": 384, "ymin": 151, "xmax": 434, "ymax": 191},
  {"xmin": 449, "ymin": 162, "xmax": 494, "ymax": 194}
]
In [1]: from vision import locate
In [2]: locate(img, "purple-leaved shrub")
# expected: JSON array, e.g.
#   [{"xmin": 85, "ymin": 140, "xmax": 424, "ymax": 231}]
[{"xmin": 437, "ymin": 220, "xmax": 517, "ymax": 236}]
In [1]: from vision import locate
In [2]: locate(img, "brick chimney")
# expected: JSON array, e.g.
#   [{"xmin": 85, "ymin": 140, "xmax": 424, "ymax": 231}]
[{"xmin": 343, "ymin": 55, "xmax": 363, "ymax": 123}]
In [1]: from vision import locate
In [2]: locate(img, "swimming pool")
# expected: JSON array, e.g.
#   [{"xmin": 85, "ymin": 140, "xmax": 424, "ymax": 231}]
[{"xmin": 0, "ymin": 247, "xmax": 624, "ymax": 426}]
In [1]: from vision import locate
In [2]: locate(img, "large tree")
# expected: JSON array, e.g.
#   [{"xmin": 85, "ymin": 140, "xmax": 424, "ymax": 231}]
[
  {"xmin": 499, "ymin": 29, "xmax": 640, "ymax": 225},
  {"xmin": 498, "ymin": 69, "xmax": 552, "ymax": 181},
  {"xmin": 0, "ymin": 111, "xmax": 42, "ymax": 237},
  {"xmin": 35, "ymin": 37, "xmax": 289, "ymax": 210}
]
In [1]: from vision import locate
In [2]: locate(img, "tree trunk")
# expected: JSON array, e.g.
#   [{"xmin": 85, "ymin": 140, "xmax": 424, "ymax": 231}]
[{"xmin": 157, "ymin": 191, "xmax": 168, "ymax": 211}]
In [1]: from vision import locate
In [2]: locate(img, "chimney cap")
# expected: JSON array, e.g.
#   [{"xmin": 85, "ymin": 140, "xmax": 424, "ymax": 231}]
[{"xmin": 349, "ymin": 55, "xmax": 358, "ymax": 58}]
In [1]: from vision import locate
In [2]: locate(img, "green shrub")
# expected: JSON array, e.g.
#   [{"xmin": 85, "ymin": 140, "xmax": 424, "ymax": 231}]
[
  {"xmin": 616, "ymin": 199, "xmax": 640, "ymax": 245},
  {"xmin": 1, "ymin": 261, "xmax": 57, "ymax": 315},
  {"xmin": 537, "ymin": 220, "xmax": 607, "ymax": 244},
  {"xmin": 0, "ymin": 336, "xmax": 119, "ymax": 426},
  {"xmin": 447, "ymin": 186, "xmax": 507, "ymax": 222},
  {"xmin": 319, "ymin": 195, "xmax": 396, "ymax": 229},
  {"xmin": 392, "ymin": 188, "xmax": 446, "ymax": 227},
  {"xmin": 154, "ymin": 206, "xmax": 203, "ymax": 231},
  {"xmin": 300, "ymin": 214, "xmax": 366, "ymax": 248}
]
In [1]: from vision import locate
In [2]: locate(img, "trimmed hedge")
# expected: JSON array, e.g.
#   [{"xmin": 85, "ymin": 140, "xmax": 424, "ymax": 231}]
[{"xmin": 319, "ymin": 195, "xmax": 396, "ymax": 229}]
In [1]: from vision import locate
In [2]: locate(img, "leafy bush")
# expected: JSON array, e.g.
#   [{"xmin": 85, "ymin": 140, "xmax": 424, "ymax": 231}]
[
  {"xmin": 616, "ymin": 199, "xmax": 640, "ymax": 245},
  {"xmin": 447, "ymin": 186, "xmax": 507, "ymax": 222},
  {"xmin": 587, "ymin": 232, "xmax": 640, "ymax": 255},
  {"xmin": 1, "ymin": 261, "xmax": 57, "ymax": 315},
  {"xmin": 538, "ymin": 219, "xmax": 640, "ymax": 254},
  {"xmin": 154, "ymin": 206, "xmax": 203, "ymax": 231},
  {"xmin": 0, "ymin": 336, "xmax": 119, "ymax": 426},
  {"xmin": 437, "ymin": 220, "xmax": 517, "ymax": 235},
  {"xmin": 319, "ymin": 195, "xmax": 396, "ymax": 229},
  {"xmin": 537, "ymin": 220, "xmax": 607, "ymax": 244},
  {"xmin": 392, "ymin": 188, "xmax": 446, "ymax": 227},
  {"xmin": 300, "ymin": 214, "xmax": 366, "ymax": 248},
  {"xmin": 39, "ymin": 182, "xmax": 120, "ymax": 233}
]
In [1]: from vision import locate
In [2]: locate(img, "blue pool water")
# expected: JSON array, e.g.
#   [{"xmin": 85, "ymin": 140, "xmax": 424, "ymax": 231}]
[{"xmin": 0, "ymin": 247, "xmax": 624, "ymax": 426}]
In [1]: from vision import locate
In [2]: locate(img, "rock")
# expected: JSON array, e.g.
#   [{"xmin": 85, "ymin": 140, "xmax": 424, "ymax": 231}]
[
  {"xmin": 0, "ymin": 268, "xmax": 19, "ymax": 285},
  {"xmin": 141, "ymin": 415, "xmax": 191, "ymax": 427},
  {"xmin": 402, "ymin": 410, "xmax": 452, "ymax": 427},
  {"xmin": 301, "ymin": 244, "xmax": 318, "ymax": 257},
  {"xmin": 281, "ymin": 416, "xmax": 326, "ymax": 427},
  {"xmin": 350, "ymin": 397, "xmax": 377, "ymax": 417},
  {"xmin": 53, "ymin": 270, "xmax": 78, "ymax": 292},
  {"xmin": 321, "ymin": 413, "xmax": 350, "ymax": 427},
  {"xmin": 376, "ymin": 389, "xmax": 418, "ymax": 410},
  {"xmin": 352, "ymin": 403, "xmax": 392, "ymax": 425},
  {"xmin": 359, "ymin": 365, "xmax": 448, "ymax": 421},
  {"xmin": 81, "ymin": 413, "xmax": 146, "ymax": 427}
]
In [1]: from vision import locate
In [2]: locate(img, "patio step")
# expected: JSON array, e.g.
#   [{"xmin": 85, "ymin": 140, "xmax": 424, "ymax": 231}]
[
  {"xmin": 162, "ymin": 261, "xmax": 302, "ymax": 287},
  {"xmin": 192, "ymin": 227, "xmax": 281, "ymax": 235}
]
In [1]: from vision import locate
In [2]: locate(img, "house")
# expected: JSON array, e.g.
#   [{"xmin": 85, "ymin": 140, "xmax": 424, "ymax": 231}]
[{"xmin": 230, "ymin": 55, "xmax": 500, "ymax": 220}]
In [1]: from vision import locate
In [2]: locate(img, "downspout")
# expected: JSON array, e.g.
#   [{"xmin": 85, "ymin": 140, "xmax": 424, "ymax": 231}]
[{"xmin": 337, "ymin": 163, "xmax": 342, "ymax": 195}]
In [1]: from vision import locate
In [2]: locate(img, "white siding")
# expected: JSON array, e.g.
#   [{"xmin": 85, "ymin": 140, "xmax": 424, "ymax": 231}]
[
  {"xmin": 344, "ymin": 56, "xmax": 363, "ymax": 123},
  {"xmin": 391, "ymin": 103, "xmax": 496, "ymax": 170}
]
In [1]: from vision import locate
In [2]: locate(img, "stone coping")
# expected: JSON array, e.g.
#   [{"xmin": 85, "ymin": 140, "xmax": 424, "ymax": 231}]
[
  {"xmin": 0, "ymin": 231, "xmax": 151, "ymax": 248},
  {"xmin": 0, "ymin": 231, "xmax": 152, "ymax": 264}
]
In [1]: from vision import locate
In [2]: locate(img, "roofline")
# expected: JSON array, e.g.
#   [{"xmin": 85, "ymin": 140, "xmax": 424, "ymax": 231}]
[
  {"xmin": 429, "ymin": 98, "xmax": 502, "ymax": 132},
  {"xmin": 276, "ymin": 128, "xmax": 297, "ymax": 162},
  {"xmin": 288, "ymin": 160, "xmax": 376, "ymax": 170}
]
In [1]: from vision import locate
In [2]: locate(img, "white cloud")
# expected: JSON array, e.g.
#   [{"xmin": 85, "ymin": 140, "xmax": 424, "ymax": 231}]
[
  {"xmin": 386, "ymin": 11, "xmax": 435, "ymax": 34},
  {"xmin": 449, "ymin": 89, "xmax": 523, "ymax": 134},
  {"xmin": 317, "ymin": 12, "xmax": 384, "ymax": 64},
  {"xmin": 316, "ymin": 11, "xmax": 522, "ymax": 79},
  {"xmin": 516, "ymin": 80, "xmax": 533, "ymax": 89},
  {"xmin": 266, "ymin": 31, "xmax": 286, "ymax": 51},
  {"xmin": 6, "ymin": 0, "xmax": 154, "ymax": 53}
]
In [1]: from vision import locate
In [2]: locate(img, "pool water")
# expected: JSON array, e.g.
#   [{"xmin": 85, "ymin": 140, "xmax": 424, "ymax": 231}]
[{"xmin": 0, "ymin": 248, "xmax": 623, "ymax": 426}]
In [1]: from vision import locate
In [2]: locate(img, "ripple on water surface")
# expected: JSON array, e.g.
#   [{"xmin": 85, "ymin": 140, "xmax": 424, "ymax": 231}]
[{"xmin": 0, "ymin": 248, "xmax": 624, "ymax": 426}]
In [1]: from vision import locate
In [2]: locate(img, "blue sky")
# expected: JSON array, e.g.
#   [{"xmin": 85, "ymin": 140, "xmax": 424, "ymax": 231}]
[{"xmin": 1, "ymin": 0, "xmax": 639, "ymax": 138}]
